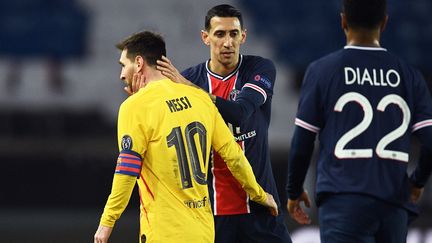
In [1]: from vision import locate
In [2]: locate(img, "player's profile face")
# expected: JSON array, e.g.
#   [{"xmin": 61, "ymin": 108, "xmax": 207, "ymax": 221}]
[
  {"xmin": 204, "ymin": 16, "xmax": 246, "ymax": 69},
  {"xmin": 118, "ymin": 49, "xmax": 136, "ymax": 89}
]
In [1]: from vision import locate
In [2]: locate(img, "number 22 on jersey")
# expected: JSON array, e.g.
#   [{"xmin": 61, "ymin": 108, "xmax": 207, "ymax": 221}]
[{"xmin": 334, "ymin": 92, "xmax": 410, "ymax": 162}]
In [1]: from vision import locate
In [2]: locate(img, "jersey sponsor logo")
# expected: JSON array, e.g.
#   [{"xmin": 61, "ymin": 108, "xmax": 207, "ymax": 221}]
[
  {"xmin": 184, "ymin": 196, "xmax": 208, "ymax": 209},
  {"xmin": 234, "ymin": 130, "xmax": 257, "ymax": 142},
  {"xmin": 344, "ymin": 67, "xmax": 400, "ymax": 87},
  {"xmin": 121, "ymin": 135, "xmax": 133, "ymax": 150},
  {"xmin": 254, "ymin": 74, "xmax": 272, "ymax": 89},
  {"xmin": 165, "ymin": 96, "xmax": 192, "ymax": 113},
  {"xmin": 229, "ymin": 89, "xmax": 240, "ymax": 101}
]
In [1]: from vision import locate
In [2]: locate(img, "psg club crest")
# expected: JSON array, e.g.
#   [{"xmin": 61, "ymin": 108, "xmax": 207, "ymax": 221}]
[
  {"xmin": 229, "ymin": 89, "xmax": 240, "ymax": 101},
  {"xmin": 121, "ymin": 135, "xmax": 133, "ymax": 150}
]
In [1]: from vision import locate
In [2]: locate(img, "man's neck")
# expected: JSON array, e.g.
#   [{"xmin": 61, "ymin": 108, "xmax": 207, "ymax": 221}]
[
  {"xmin": 345, "ymin": 28, "xmax": 381, "ymax": 47},
  {"xmin": 145, "ymin": 68, "xmax": 166, "ymax": 84},
  {"xmin": 208, "ymin": 58, "xmax": 239, "ymax": 77}
]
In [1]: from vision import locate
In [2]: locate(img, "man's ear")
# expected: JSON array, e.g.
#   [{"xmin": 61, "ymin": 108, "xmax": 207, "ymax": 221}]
[
  {"xmin": 380, "ymin": 15, "xmax": 389, "ymax": 32},
  {"xmin": 240, "ymin": 29, "xmax": 247, "ymax": 44},
  {"xmin": 340, "ymin": 13, "xmax": 348, "ymax": 31},
  {"xmin": 135, "ymin": 55, "xmax": 145, "ymax": 73},
  {"xmin": 201, "ymin": 30, "xmax": 210, "ymax": 46}
]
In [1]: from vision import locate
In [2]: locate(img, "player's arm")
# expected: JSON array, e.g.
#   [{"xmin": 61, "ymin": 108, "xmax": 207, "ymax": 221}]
[
  {"xmin": 285, "ymin": 126, "xmax": 316, "ymax": 224},
  {"xmin": 409, "ymin": 146, "xmax": 432, "ymax": 203},
  {"xmin": 95, "ymin": 101, "xmax": 146, "ymax": 242},
  {"xmin": 286, "ymin": 63, "xmax": 321, "ymax": 224},
  {"xmin": 95, "ymin": 149, "xmax": 142, "ymax": 243},
  {"xmin": 213, "ymin": 59, "xmax": 276, "ymax": 126},
  {"xmin": 211, "ymin": 108, "xmax": 278, "ymax": 215},
  {"xmin": 409, "ymin": 69, "xmax": 432, "ymax": 202},
  {"xmin": 286, "ymin": 127, "xmax": 316, "ymax": 199},
  {"xmin": 95, "ymin": 173, "xmax": 137, "ymax": 242},
  {"xmin": 410, "ymin": 126, "xmax": 432, "ymax": 202}
]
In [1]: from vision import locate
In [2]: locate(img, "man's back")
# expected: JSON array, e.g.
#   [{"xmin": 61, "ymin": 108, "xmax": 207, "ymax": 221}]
[
  {"xmin": 295, "ymin": 46, "xmax": 432, "ymax": 207},
  {"xmin": 118, "ymin": 79, "xmax": 228, "ymax": 242}
]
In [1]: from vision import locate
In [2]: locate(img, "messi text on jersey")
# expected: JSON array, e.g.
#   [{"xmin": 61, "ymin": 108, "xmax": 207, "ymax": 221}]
[
  {"xmin": 344, "ymin": 67, "xmax": 400, "ymax": 87},
  {"xmin": 166, "ymin": 96, "xmax": 192, "ymax": 113}
]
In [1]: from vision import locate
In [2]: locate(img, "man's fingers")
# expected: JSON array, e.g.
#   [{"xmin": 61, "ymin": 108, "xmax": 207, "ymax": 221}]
[
  {"xmin": 157, "ymin": 65, "xmax": 171, "ymax": 74},
  {"xmin": 161, "ymin": 55, "xmax": 172, "ymax": 64},
  {"xmin": 133, "ymin": 73, "xmax": 139, "ymax": 93},
  {"xmin": 287, "ymin": 199, "xmax": 311, "ymax": 225},
  {"xmin": 139, "ymin": 73, "xmax": 146, "ymax": 88},
  {"xmin": 304, "ymin": 196, "xmax": 311, "ymax": 208},
  {"xmin": 270, "ymin": 206, "xmax": 278, "ymax": 216},
  {"xmin": 124, "ymin": 86, "xmax": 132, "ymax": 95},
  {"xmin": 156, "ymin": 60, "xmax": 169, "ymax": 68},
  {"xmin": 157, "ymin": 59, "xmax": 174, "ymax": 72},
  {"xmin": 293, "ymin": 207, "xmax": 311, "ymax": 224}
]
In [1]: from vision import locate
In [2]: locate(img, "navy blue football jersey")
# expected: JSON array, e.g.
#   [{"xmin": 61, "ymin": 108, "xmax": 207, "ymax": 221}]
[
  {"xmin": 182, "ymin": 55, "xmax": 280, "ymax": 215},
  {"xmin": 295, "ymin": 46, "xmax": 432, "ymax": 207}
]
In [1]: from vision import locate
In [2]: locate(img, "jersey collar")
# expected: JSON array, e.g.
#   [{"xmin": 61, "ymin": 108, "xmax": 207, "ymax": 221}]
[
  {"xmin": 344, "ymin": 45, "xmax": 387, "ymax": 51},
  {"xmin": 205, "ymin": 55, "xmax": 243, "ymax": 81}
]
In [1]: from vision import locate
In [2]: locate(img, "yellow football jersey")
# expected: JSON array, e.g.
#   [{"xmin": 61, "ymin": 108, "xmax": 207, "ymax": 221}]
[{"xmin": 100, "ymin": 79, "xmax": 266, "ymax": 243}]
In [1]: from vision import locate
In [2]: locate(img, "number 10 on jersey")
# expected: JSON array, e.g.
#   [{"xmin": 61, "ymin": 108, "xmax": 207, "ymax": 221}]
[{"xmin": 166, "ymin": 121, "xmax": 208, "ymax": 189}]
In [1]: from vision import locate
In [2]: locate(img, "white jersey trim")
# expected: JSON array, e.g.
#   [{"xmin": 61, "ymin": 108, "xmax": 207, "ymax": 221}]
[
  {"xmin": 412, "ymin": 119, "xmax": 432, "ymax": 132},
  {"xmin": 211, "ymin": 162, "xmax": 218, "ymax": 215},
  {"xmin": 205, "ymin": 55, "xmax": 243, "ymax": 81},
  {"xmin": 344, "ymin": 45, "xmax": 387, "ymax": 51},
  {"xmin": 243, "ymin": 83, "xmax": 267, "ymax": 103},
  {"xmin": 295, "ymin": 118, "xmax": 320, "ymax": 133}
]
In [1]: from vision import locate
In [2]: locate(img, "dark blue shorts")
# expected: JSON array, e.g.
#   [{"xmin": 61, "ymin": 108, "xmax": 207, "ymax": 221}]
[
  {"xmin": 214, "ymin": 211, "xmax": 292, "ymax": 243},
  {"xmin": 318, "ymin": 194, "xmax": 408, "ymax": 243}
]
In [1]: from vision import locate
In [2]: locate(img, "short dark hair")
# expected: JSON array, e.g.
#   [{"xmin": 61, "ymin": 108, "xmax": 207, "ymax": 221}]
[
  {"xmin": 343, "ymin": 0, "xmax": 386, "ymax": 30},
  {"xmin": 115, "ymin": 31, "xmax": 166, "ymax": 66},
  {"xmin": 204, "ymin": 4, "xmax": 244, "ymax": 31}
]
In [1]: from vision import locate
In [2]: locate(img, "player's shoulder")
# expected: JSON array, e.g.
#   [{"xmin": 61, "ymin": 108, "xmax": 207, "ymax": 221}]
[
  {"xmin": 310, "ymin": 49, "xmax": 345, "ymax": 69},
  {"xmin": 242, "ymin": 55, "xmax": 275, "ymax": 70},
  {"xmin": 120, "ymin": 81, "xmax": 163, "ymax": 110},
  {"xmin": 385, "ymin": 50, "xmax": 420, "ymax": 73},
  {"xmin": 181, "ymin": 61, "xmax": 206, "ymax": 80}
]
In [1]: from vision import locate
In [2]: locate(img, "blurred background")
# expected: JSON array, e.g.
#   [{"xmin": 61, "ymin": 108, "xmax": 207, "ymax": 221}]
[{"xmin": 1, "ymin": 0, "xmax": 431, "ymax": 242}]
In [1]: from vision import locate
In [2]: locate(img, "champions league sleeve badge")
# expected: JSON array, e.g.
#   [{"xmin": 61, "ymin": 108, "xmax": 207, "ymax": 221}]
[
  {"xmin": 121, "ymin": 135, "xmax": 133, "ymax": 150},
  {"xmin": 254, "ymin": 74, "xmax": 272, "ymax": 89}
]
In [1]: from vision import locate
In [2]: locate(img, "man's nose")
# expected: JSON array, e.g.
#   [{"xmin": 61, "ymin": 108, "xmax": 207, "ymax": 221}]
[{"xmin": 223, "ymin": 37, "xmax": 233, "ymax": 47}]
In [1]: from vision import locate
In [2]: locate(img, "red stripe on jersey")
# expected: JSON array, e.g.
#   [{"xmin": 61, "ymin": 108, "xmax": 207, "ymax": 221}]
[
  {"xmin": 212, "ymin": 151, "xmax": 249, "ymax": 215},
  {"xmin": 208, "ymin": 71, "xmax": 250, "ymax": 215},
  {"xmin": 208, "ymin": 73, "xmax": 237, "ymax": 98},
  {"xmin": 138, "ymin": 188, "xmax": 150, "ymax": 225},
  {"xmin": 118, "ymin": 157, "xmax": 142, "ymax": 166},
  {"xmin": 140, "ymin": 174, "xmax": 155, "ymax": 200}
]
